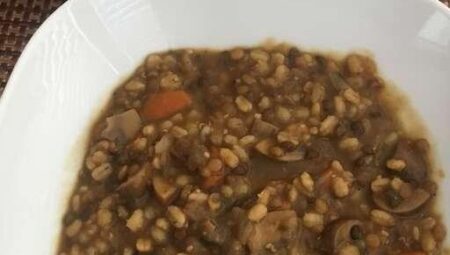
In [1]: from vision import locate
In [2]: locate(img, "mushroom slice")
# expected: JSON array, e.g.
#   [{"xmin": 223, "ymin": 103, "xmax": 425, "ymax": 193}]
[
  {"xmin": 117, "ymin": 166, "xmax": 151, "ymax": 197},
  {"xmin": 278, "ymin": 151, "xmax": 305, "ymax": 162},
  {"xmin": 326, "ymin": 219, "xmax": 363, "ymax": 252},
  {"xmin": 392, "ymin": 139, "xmax": 428, "ymax": 183},
  {"xmin": 101, "ymin": 109, "xmax": 142, "ymax": 144},
  {"xmin": 251, "ymin": 119, "xmax": 279, "ymax": 137},
  {"xmin": 247, "ymin": 210, "xmax": 298, "ymax": 253},
  {"xmin": 373, "ymin": 188, "xmax": 430, "ymax": 214},
  {"xmin": 255, "ymin": 139, "xmax": 304, "ymax": 162}
]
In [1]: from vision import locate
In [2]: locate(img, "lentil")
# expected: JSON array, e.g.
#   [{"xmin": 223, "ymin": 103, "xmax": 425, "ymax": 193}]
[
  {"xmin": 235, "ymin": 95, "xmax": 253, "ymax": 112},
  {"xmin": 303, "ymin": 212, "xmax": 324, "ymax": 232},
  {"xmin": 386, "ymin": 158, "xmax": 406, "ymax": 172},
  {"xmin": 370, "ymin": 209, "xmax": 395, "ymax": 227},
  {"xmin": 136, "ymin": 238, "xmax": 153, "ymax": 252},
  {"xmin": 167, "ymin": 206, "xmax": 187, "ymax": 228},
  {"xmin": 338, "ymin": 244, "xmax": 360, "ymax": 255},
  {"xmin": 65, "ymin": 220, "xmax": 82, "ymax": 238},
  {"xmin": 339, "ymin": 137, "xmax": 360, "ymax": 152},
  {"xmin": 248, "ymin": 203, "xmax": 268, "ymax": 222},
  {"xmin": 343, "ymin": 88, "xmax": 361, "ymax": 105},
  {"xmin": 319, "ymin": 115, "xmax": 339, "ymax": 136},
  {"xmin": 125, "ymin": 80, "xmax": 146, "ymax": 92},
  {"xmin": 333, "ymin": 177, "xmax": 350, "ymax": 198},
  {"xmin": 219, "ymin": 148, "xmax": 240, "ymax": 168},
  {"xmin": 126, "ymin": 209, "xmax": 145, "ymax": 232},
  {"xmin": 91, "ymin": 163, "xmax": 113, "ymax": 182},
  {"xmin": 300, "ymin": 172, "xmax": 314, "ymax": 192}
]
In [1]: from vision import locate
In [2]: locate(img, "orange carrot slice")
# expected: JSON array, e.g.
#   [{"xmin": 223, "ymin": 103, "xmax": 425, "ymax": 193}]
[{"xmin": 142, "ymin": 90, "xmax": 192, "ymax": 120}]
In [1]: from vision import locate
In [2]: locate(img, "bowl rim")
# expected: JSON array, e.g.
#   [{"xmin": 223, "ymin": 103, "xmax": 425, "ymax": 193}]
[
  {"xmin": 0, "ymin": 0, "xmax": 449, "ymax": 253},
  {"xmin": 1, "ymin": 0, "xmax": 450, "ymax": 117}
]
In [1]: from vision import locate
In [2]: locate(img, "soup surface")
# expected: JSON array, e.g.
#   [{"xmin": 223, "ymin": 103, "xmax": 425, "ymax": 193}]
[{"xmin": 58, "ymin": 44, "xmax": 446, "ymax": 255}]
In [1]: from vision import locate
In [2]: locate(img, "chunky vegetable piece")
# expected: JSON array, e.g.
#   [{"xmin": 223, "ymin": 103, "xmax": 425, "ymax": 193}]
[
  {"xmin": 58, "ymin": 44, "xmax": 446, "ymax": 255},
  {"xmin": 142, "ymin": 90, "xmax": 192, "ymax": 120}
]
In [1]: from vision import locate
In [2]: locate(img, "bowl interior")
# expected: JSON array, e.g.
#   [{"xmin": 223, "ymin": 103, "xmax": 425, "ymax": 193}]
[{"xmin": 0, "ymin": 0, "xmax": 449, "ymax": 254}]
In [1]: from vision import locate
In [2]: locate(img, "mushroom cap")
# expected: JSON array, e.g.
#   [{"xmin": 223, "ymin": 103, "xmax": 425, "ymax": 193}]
[
  {"xmin": 326, "ymin": 219, "xmax": 363, "ymax": 253},
  {"xmin": 373, "ymin": 188, "xmax": 430, "ymax": 214},
  {"xmin": 101, "ymin": 109, "xmax": 142, "ymax": 144}
]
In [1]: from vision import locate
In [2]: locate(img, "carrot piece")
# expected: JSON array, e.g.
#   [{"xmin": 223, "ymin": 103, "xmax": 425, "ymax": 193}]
[{"xmin": 142, "ymin": 90, "xmax": 192, "ymax": 120}]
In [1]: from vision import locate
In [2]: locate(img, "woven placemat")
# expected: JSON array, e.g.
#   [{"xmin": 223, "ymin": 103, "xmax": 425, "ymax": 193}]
[
  {"xmin": 0, "ymin": 0, "xmax": 66, "ymax": 96},
  {"xmin": 0, "ymin": 0, "xmax": 449, "ymax": 97}
]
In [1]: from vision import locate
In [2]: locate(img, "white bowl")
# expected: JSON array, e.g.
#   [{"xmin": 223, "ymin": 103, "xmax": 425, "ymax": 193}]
[{"xmin": 0, "ymin": 0, "xmax": 449, "ymax": 254}]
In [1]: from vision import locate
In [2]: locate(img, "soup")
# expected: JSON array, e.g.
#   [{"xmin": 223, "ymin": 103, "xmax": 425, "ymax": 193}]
[{"xmin": 58, "ymin": 44, "xmax": 446, "ymax": 255}]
